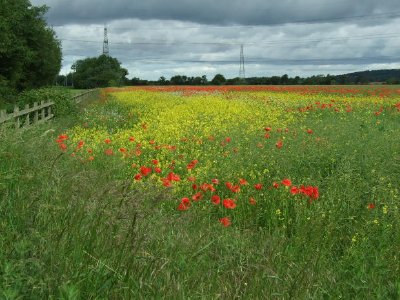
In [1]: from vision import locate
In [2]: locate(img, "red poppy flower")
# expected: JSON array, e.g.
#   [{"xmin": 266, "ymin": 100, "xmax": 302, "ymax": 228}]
[
  {"xmin": 276, "ymin": 140, "xmax": 283, "ymax": 149},
  {"xmin": 212, "ymin": 178, "xmax": 219, "ymax": 185},
  {"xmin": 219, "ymin": 217, "xmax": 231, "ymax": 227},
  {"xmin": 273, "ymin": 182, "xmax": 280, "ymax": 189},
  {"xmin": 192, "ymin": 192, "xmax": 203, "ymax": 201},
  {"xmin": 254, "ymin": 183, "xmax": 263, "ymax": 190},
  {"xmin": 119, "ymin": 148, "xmax": 127, "ymax": 153},
  {"xmin": 211, "ymin": 195, "xmax": 221, "ymax": 205},
  {"xmin": 104, "ymin": 138, "xmax": 111, "ymax": 144},
  {"xmin": 104, "ymin": 149, "xmax": 113, "ymax": 156},
  {"xmin": 181, "ymin": 197, "xmax": 190, "ymax": 207},
  {"xmin": 88, "ymin": 156, "xmax": 95, "ymax": 161},
  {"xmin": 58, "ymin": 134, "xmax": 68, "ymax": 140},
  {"xmin": 134, "ymin": 174, "xmax": 142, "ymax": 181},
  {"xmin": 77, "ymin": 140, "xmax": 84, "ymax": 149},
  {"xmin": 368, "ymin": 203, "xmax": 375, "ymax": 209},
  {"xmin": 225, "ymin": 137, "xmax": 231, "ymax": 143},
  {"xmin": 307, "ymin": 129, "xmax": 313, "ymax": 134},
  {"xmin": 265, "ymin": 133, "xmax": 271, "ymax": 139},
  {"xmin": 249, "ymin": 197, "xmax": 257, "ymax": 205},
  {"xmin": 152, "ymin": 159, "xmax": 159, "ymax": 165},
  {"xmin": 177, "ymin": 203, "xmax": 189, "ymax": 211},
  {"xmin": 129, "ymin": 136, "xmax": 135, "ymax": 142},
  {"xmin": 59, "ymin": 143, "xmax": 67, "ymax": 151},
  {"xmin": 264, "ymin": 127, "xmax": 271, "ymax": 132},
  {"xmin": 154, "ymin": 167, "xmax": 162, "ymax": 174},
  {"xmin": 222, "ymin": 198, "xmax": 236, "ymax": 209},
  {"xmin": 161, "ymin": 178, "xmax": 172, "ymax": 187},
  {"xmin": 281, "ymin": 179, "xmax": 292, "ymax": 187},
  {"xmin": 239, "ymin": 178, "xmax": 248, "ymax": 185},
  {"xmin": 140, "ymin": 166, "xmax": 152, "ymax": 176},
  {"xmin": 167, "ymin": 172, "xmax": 180, "ymax": 182},
  {"xmin": 290, "ymin": 186, "xmax": 299, "ymax": 195},
  {"xmin": 230, "ymin": 185, "xmax": 241, "ymax": 193}
]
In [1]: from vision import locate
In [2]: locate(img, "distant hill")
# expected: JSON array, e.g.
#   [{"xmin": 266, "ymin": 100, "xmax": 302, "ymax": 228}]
[{"xmin": 335, "ymin": 69, "xmax": 400, "ymax": 84}]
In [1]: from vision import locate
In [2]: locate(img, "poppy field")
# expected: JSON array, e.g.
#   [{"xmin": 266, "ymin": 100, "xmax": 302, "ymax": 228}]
[{"xmin": 1, "ymin": 85, "xmax": 400, "ymax": 298}]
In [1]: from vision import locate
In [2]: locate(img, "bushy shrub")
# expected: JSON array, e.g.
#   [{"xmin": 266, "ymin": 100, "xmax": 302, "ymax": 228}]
[{"xmin": 18, "ymin": 88, "xmax": 77, "ymax": 116}]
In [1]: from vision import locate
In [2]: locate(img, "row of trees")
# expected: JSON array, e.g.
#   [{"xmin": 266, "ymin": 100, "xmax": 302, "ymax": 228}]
[{"xmin": 0, "ymin": 0, "xmax": 62, "ymax": 95}]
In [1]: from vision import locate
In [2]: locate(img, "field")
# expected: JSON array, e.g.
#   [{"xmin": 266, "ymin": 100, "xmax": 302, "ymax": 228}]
[{"xmin": 1, "ymin": 85, "xmax": 400, "ymax": 298}]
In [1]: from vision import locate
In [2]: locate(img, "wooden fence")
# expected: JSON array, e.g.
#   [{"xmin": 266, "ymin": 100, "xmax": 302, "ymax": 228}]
[
  {"xmin": 0, "ymin": 101, "xmax": 54, "ymax": 129},
  {"xmin": 72, "ymin": 89, "xmax": 99, "ymax": 103},
  {"xmin": 0, "ymin": 89, "xmax": 98, "ymax": 129}
]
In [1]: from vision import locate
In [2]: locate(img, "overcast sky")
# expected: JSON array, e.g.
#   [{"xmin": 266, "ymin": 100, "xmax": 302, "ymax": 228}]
[{"xmin": 31, "ymin": 0, "xmax": 400, "ymax": 80}]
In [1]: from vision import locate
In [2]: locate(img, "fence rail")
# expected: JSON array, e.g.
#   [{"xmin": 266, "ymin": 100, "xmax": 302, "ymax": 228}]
[
  {"xmin": 73, "ymin": 89, "xmax": 99, "ymax": 103},
  {"xmin": 0, "ymin": 101, "xmax": 54, "ymax": 129},
  {"xmin": 0, "ymin": 89, "xmax": 99, "ymax": 129}
]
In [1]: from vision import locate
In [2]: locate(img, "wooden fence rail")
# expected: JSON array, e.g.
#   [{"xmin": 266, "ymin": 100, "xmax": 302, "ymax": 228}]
[
  {"xmin": 72, "ymin": 89, "xmax": 99, "ymax": 103},
  {"xmin": 0, "ymin": 89, "xmax": 99, "ymax": 129},
  {"xmin": 0, "ymin": 101, "xmax": 54, "ymax": 129}
]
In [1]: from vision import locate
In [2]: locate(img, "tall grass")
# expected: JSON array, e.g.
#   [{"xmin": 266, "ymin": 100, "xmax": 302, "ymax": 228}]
[{"xmin": 1, "ymin": 90, "xmax": 399, "ymax": 299}]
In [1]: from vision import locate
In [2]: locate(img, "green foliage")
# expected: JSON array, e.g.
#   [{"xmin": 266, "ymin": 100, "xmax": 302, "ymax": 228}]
[
  {"xmin": 73, "ymin": 55, "xmax": 128, "ymax": 89},
  {"xmin": 18, "ymin": 88, "xmax": 77, "ymax": 116},
  {"xmin": 211, "ymin": 73, "xmax": 226, "ymax": 85},
  {"xmin": 0, "ymin": 0, "xmax": 61, "ymax": 91}
]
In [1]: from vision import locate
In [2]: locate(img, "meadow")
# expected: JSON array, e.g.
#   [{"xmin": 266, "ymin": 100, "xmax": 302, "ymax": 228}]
[{"xmin": 1, "ymin": 85, "xmax": 399, "ymax": 299}]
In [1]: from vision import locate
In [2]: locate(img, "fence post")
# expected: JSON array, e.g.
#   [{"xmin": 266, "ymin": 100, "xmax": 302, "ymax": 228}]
[
  {"xmin": 41, "ymin": 101, "xmax": 45, "ymax": 120},
  {"xmin": 24, "ymin": 104, "xmax": 30, "ymax": 127},
  {"xmin": 33, "ymin": 102, "xmax": 39, "ymax": 124},
  {"xmin": 14, "ymin": 105, "xmax": 20, "ymax": 129}
]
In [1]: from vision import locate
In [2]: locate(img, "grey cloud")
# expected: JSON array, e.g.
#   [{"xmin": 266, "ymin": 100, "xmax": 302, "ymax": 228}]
[{"xmin": 32, "ymin": 0, "xmax": 400, "ymax": 26}]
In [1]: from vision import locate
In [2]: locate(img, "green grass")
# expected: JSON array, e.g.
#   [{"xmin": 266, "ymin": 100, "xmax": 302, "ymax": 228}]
[{"xmin": 0, "ymin": 90, "xmax": 399, "ymax": 299}]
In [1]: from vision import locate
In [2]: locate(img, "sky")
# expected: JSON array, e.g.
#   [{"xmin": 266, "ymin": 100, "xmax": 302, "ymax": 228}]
[{"xmin": 31, "ymin": 0, "xmax": 400, "ymax": 80}]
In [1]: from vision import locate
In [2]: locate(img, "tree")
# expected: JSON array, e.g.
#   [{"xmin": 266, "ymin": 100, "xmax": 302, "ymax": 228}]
[
  {"xmin": 73, "ymin": 55, "xmax": 128, "ymax": 89},
  {"xmin": 0, "ymin": 0, "xmax": 62, "ymax": 92},
  {"xmin": 211, "ymin": 74, "xmax": 226, "ymax": 85}
]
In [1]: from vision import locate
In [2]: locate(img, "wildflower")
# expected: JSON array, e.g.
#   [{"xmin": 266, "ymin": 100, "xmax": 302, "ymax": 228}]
[
  {"xmin": 167, "ymin": 172, "xmax": 180, "ymax": 182},
  {"xmin": 307, "ymin": 129, "xmax": 313, "ymax": 134},
  {"xmin": 139, "ymin": 166, "xmax": 151, "ymax": 176},
  {"xmin": 222, "ymin": 198, "xmax": 236, "ymax": 209},
  {"xmin": 181, "ymin": 197, "xmax": 190, "ymax": 207},
  {"xmin": 211, "ymin": 178, "xmax": 219, "ymax": 185},
  {"xmin": 264, "ymin": 127, "xmax": 272, "ymax": 132},
  {"xmin": 264, "ymin": 133, "xmax": 271, "ymax": 139},
  {"xmin": 254, "ymin": 183, "xmax": 262, "ymax": 190},
  {"xmin": 129, "ymin": 136, "xmax": 135, "ymax": 142},
  {"xmin": 211, "ymin": 195, "xmax": 221, "ymax": 205},
  {"xmin": 290, "ymin": 186, "xmax": 299, "ymax": 195},
  {"xmin": 368, "ymin": 203, "xmax": 375, "ymax": 210},
  {"xmin": 88, "ymin": 156, "xmax": 95, "ymax": 161},
  {"xmin": 104, "ymin": 138, "xmax": 111, "ymax": 144},
  {"xmin": 249, "ymin": 197, "xmax": 256, "ymax": 205},
  {"xmin": 152, "ymin": 159, "xmax": 159, "ymax": 165},
  {"xmin": 134, "ymin": 174, "xmax": 142, "ymax": 181},
  {"xmin": 219, "ymin": 217, "xmax": 231, "ymax": 227},
  {"xmin": 177, "ymin": 203, "xmax": 189, "ymax": 211},
  {"xmin": 77, "ymin": 140, "xmax": 84, "ymax": 149},
  {"xmin": 276, "ymin": 140, "xmax": 283, "ymax": 149},
  {"xmin": 239, "ymin": 178, "xmax": 248, "ymax": 185},
  {"xmin": 192, "ymin": 192, "xmax": 203, "ymax": 201},
  {"xmin": 59, "ymin": 143, "xmax": 67, "ymax": 151},
  {"xmin": 281, "ymin": 179, "xmax": 292, "ymax": 187},
  {"xmin": 187, "ymin": 176, "xmax": 196, "ymax": 182},
  {"xmin": 154, "ymin": 167, "xmax": 162, "ymax": 173},
  {"xmin": 273, "ymin": 182, "xmax": 280, "ymax": 189},
  {"xmin": 104, "ymin": 149, "xmax": 113, "ymax": 156}
]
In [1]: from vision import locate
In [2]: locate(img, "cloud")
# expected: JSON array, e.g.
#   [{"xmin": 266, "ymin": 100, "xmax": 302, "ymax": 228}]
[{"xmin": 31, "ymin": 0, "xmax": 400, "ymax": 80}]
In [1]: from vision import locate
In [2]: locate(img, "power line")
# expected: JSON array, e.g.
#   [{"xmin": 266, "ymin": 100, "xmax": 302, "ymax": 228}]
[{"xmin": 59, "ymin": 32, "xmax": 400, "ymax": 48}]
